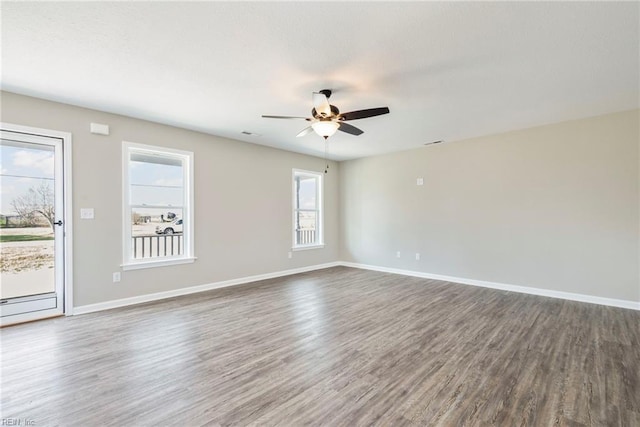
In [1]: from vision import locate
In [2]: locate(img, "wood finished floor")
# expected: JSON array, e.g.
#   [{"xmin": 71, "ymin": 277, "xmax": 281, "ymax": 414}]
[{"xmin": 1, "ymin": 266, "xmax": 639, "ymax": 426}]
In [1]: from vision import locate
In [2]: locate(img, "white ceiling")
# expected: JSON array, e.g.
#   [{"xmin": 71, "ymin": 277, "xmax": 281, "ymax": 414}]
[{"xmin": 2, "ymin": 2, "xmax": 638, "ymax": 161}]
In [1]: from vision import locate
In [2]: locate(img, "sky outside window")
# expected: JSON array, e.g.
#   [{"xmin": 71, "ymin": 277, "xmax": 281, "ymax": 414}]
[
  {"xmin": 129, "ymin": 157, "xmax": 183, "ymax": 210},
  {"xmin": 298, "ymin": 177, "xmax": 316, "ymax": 210},
  {"xmin": 0, "ymin": 142, "xmax": 54, "ymax": 215}
]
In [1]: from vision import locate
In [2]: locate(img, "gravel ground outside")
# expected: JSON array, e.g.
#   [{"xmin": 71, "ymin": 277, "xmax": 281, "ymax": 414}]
[
  {"xmin": 1, "ymin": 241, "xmax": 54, "ymax": 274},
  {"xmin": 0, "ymin": 228, "xmax": 54, "ymax": 273}
]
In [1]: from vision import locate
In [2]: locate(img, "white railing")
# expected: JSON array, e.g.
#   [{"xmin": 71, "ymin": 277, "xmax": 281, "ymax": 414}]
[
  {"xmin": 132, "ymin": 234, "xmax": 183, "ymax": 259},
  {"xmin": 133, "ymin": 230, "xmax": 315, "ymax": 259},
  {"xmin": 296, "ymin": 229, "xmax": 316, "ymax": 245}
]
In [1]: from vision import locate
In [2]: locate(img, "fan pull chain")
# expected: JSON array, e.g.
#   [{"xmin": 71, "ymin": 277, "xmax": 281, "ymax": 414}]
[{"xmin": 324, "ymin": 140, "xmax": 329, "ymax": 174}]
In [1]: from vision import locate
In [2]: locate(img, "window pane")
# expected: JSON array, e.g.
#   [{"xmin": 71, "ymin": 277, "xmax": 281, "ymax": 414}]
[
  {"xmin": 298, "ymin": 176, "xmax": 317, "ymax": 210},
  {"xmin": 131, "ymin": 208, "xmax": 184, "ymax": 259},
  {"xmin": 124, "ymin": 143, "xmax": 193, "ymax": 266},
  {"xmin": 295, "ymin": 211, "xmax": 317, "ymax": 245},
  {"xmin": 130, "ymin": 158, "xmax": 183, "ymax": 206},
  {"xmin": 0, "ymin": 141, "xmax": 55, "ymax": 222},
  {"xmin": 130, "ymin": 185, "xmax": 183, "ymax": 207}
]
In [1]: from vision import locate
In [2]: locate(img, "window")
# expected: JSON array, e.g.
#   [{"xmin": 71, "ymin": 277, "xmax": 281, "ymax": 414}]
[
  {"xmin": 292, "ymin": 169, "xmax": 323, "ymax": 249},
  {"xmin": 122, "ymin": 142, "xmax": 194, "ymax": 269}
]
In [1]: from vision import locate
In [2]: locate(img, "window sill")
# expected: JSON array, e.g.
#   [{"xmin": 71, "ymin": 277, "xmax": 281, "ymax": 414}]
[
  {"xmin": 121, "ymin": 257, "xmax": 197, "ymax": 271},
  {"xmin": 292, "ymin": 244, "xmax": 325, "ymax": 251}
]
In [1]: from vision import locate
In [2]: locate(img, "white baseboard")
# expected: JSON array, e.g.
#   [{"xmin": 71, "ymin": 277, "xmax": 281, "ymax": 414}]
[
  {"xmin": 73, "ymin": 262, "xmax": 341, "ymax": 315},
  {"xmin": 73, "ymin": 260, "xmax": 639, "ymax": 315},
  {"xmin": 340, "ymin": 262, "xmax": 640, "ymax": 311}
]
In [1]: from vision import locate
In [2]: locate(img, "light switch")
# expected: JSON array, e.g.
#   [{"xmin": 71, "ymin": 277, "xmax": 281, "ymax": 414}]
[
  {"xmin": 417, "ymin": 178, "xmax": 424, "ymax": 186},
  {"xmin": 80, "ymin": 208, "xmax": 95, "ymax": 219}
]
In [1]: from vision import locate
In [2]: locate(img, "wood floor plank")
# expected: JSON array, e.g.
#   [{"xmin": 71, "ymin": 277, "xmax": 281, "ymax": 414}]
[{"xmin": 1, "ymin": 266, "xmax": 638, "ymax": 426}]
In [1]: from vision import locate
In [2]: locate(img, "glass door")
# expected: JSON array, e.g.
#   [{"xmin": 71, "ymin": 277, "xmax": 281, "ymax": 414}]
[{"xmin": 0, "ymin": 130, "xmax": 65, "ymax": 324}]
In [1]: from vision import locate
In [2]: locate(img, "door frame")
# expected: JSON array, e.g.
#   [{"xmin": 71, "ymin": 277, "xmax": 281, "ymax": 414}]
[{"xmin": 1, "ymin": 122, "xmax": 73, "ymax": 324}]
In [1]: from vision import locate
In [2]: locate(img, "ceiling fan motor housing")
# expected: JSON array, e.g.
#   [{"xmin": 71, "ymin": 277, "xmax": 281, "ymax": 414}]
[{"xmin": 312, "ymin": 105, "xmax": 340, "ymax": 119}]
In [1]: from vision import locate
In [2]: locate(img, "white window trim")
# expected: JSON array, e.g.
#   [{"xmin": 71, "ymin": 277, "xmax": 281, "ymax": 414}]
[
  {"xmin": 122, "ymin": 141, "xmax": 195, "ymax": 269},
  {"xmin": 292, "ymin": 244, "xmax": 325, "ymax": 252},
  {"xmin": 122, "ymin": 257, "xmax": 196, "ymax": 271},
  {"xmin": 292, "ymin": 168, "xmax": 324, "ymax": 250}
]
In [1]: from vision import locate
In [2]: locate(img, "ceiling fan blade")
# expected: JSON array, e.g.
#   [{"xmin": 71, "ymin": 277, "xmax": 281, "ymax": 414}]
[
  {"xmin": 262, "ymin": 115, "xmax": 311, "ymax": 120},
  {"xmin": 338, "ymin": 122, "xmax": 364, "ymax": 136},
  {"xmin": 296, "ymin": 126, "xmax": 315, "ymax": 137},
  {"xmin": 339, "ymin": 107, "xmax": 390, "ymax": 121},
  {"xmin": 312, "ymin": 92, "xmax": 331, "ymax": 117}
]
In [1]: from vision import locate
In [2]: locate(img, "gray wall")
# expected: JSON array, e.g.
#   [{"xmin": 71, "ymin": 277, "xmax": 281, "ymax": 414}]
[
  {"xmin": 3, "ymin": 91, "xmax": 638, "ymax": 307},
  {"xmin": 340, "ymin": 110, "xmax": 640, "ymax": 302},
  {"xmin": 1, "ymin": 91, "xmax": 340, "ymax": 306}
]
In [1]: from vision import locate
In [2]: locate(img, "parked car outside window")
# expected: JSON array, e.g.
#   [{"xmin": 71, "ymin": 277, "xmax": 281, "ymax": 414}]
[{"xmin": 156, "ymin": 219, "xmax": 183, "ymax": 235}]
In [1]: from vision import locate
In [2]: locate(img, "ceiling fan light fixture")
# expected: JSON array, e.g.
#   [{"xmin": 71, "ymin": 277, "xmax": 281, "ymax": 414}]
[
  {"xmin": 262, "ymin": 89, "xmax": 389, "ymax": 139},
  {"xmin": 311, "ymin": 121, "xmax": 339, "ymax": 138}
]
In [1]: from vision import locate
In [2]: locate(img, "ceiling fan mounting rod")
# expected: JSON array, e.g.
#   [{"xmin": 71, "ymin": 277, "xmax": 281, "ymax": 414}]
[{"xmin": 319, "ymin": 89, "xmax": 332, "ymax": 99}]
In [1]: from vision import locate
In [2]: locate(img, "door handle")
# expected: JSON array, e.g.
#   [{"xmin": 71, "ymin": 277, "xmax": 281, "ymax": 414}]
[{"xmin": 53, "ymin": 220, "xmax": 63, "ymax": 226}]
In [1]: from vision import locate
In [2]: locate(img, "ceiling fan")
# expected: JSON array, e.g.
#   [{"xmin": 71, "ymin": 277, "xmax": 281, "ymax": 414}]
[{"xmin": 262, "ymin": 89, "xmax": 390, "ymax": 140}]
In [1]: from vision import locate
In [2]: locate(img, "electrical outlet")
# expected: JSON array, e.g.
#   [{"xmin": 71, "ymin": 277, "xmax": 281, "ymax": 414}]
[
  {"xmin": 415, "ymin": 253, "xmax": 421, "ymax": 261},
  {"xmin": 113, "ymin": 272, "xmax": 121, "ymax": 283},
  {"xmin": 288, "ymin": 251, "xmax": 292, "ymax": 259},
  {"xmin": 396, "ymin": 251, "xmax": 401, "ymax": 258}
]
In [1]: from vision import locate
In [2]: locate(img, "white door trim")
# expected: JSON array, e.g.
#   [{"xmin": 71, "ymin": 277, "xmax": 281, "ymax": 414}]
[{"xmin": 0, "ymin": 122, "xmax": 73, "ymax": 319}]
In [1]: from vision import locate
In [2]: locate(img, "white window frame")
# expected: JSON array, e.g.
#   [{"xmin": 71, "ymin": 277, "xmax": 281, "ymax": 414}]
[
  {"xmin": 292, "ymin": 169, "xmax": 324, "ymax": 250},
  {"xmin": 122, "ymin": 141, "xmax": 195, "ymax": 270}
]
